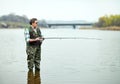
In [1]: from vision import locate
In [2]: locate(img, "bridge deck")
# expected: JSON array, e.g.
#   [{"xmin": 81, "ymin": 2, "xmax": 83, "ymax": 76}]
[{"xmin": 47, "ymin": 23, "xmax": 93, "ymax": 28}]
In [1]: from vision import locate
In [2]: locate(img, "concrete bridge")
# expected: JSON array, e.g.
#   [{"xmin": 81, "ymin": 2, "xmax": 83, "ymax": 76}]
[{"xmin": 47, "ymin": 22, "xmax": 94, "ymax": 29}]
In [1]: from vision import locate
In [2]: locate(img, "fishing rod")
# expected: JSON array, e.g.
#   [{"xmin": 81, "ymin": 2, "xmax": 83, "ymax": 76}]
[{"xmin": 43, "ymin": 37, "xmax": 101, "ymax": 40}]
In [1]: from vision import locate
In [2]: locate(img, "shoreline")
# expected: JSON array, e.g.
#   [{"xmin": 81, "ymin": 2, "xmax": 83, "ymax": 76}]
[
  {"xmin": 80, "ymin": 26, "xmax": 120, "ymax": 31},
  {"xmin": 0, "ymin": 27, "xmax": 120, "ymax": 31}
]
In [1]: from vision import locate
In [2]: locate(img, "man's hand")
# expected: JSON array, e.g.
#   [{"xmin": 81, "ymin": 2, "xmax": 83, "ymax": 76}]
[
  {"xmin": 35, "ymin": 37, "xmax": 44, "ymax": 42},
  {"xmin": 29, "ymin": 37, "xmax": 44, "ymax": 42},
  {"xmin": 39, "ymin": 37, "xmax": 44, "ymax": 42},
  {"xmin": 35, "ymin": 37, "xmax": 41, "ymax": 41}
]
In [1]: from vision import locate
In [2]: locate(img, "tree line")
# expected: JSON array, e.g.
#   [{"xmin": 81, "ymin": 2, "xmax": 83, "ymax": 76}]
[
  {"xmin": 0, "ymin": 13, "xmax": 48, "ymax": 28},
  {"xmin": 94, "ymin": 14, "xmax": 120, "ymax": 27},
  {"xmin": 0, "ymin": 13, "xmax": 120, "ymax": 28}
]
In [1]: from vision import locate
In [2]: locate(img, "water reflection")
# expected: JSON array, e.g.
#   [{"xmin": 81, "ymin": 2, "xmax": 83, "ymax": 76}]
[{"xmin": 27, "ymin": 71, "xmax": 41, "ymax": 84}]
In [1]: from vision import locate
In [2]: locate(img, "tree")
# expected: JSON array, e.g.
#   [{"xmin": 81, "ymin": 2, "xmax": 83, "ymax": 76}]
[
  {"xmin": 94, "ymin": 14, "xmax": 120, "ymax": 27},
  {"xmin": 0, "ymin": 13, "xmax": 29, "ymax": 28}
]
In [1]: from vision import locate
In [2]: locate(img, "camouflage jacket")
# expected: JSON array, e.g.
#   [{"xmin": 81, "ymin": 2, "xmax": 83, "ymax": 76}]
[{"xmin": 24, "ymin": 26, "xmax": 42, "ymax": 46}]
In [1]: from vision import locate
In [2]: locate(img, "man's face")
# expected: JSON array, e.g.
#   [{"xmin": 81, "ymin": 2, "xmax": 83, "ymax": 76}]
[{"xmin": 32, "ymin": 20, "xmax": 38, "ymax": 28}]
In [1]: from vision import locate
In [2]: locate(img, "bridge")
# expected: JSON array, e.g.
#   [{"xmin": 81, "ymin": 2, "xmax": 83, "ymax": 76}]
[{"xmin": 47, "ymin": 22, "xmax": 94, "ymax": 29}]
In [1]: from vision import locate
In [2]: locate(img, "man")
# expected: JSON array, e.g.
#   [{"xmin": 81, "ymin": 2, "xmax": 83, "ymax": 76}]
[{"xmin": 24, "ymin": 18, "xmax": 44, "ymax": 73}]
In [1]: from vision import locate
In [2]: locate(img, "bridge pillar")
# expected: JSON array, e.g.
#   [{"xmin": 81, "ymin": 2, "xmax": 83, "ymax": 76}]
[
  {"xmin": 48, "ymin": 25, "xmax": 51, "ymax": 28},
  {"xmin": 73, "ymin": 25, "xmax": 76, "ymax": 29}
]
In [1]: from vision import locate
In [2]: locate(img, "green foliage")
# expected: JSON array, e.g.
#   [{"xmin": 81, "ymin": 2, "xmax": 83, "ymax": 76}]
[
  {"xmin": 0, "ymin": 13, "xmax": 29, "ymax": 23},
  {"xmin": 0, "ymin": 13, "xmax": 48, "ymax": 28},
  {"xmin": 0, "ymin": 13, "xmax": 29, "ymax": 28},
  {"xmin": 94, "ymin": 14, "xmax": 120, "ymax": 27}
]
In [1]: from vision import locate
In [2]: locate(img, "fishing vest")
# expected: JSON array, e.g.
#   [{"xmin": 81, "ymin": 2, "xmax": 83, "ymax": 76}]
[{"xmin": 28, "ymin": 27, "xmax": 42, "ymax": 46}]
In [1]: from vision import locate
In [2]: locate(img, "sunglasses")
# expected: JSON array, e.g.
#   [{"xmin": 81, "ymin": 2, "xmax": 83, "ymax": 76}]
[{"xmin": 35, "ymin": 22, "xmax": 38, "ymax": 24}]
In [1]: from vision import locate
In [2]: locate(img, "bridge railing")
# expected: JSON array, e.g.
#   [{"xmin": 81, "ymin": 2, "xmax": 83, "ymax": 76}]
[{"xmin": 47, "ymin": 23, "xmax": 94, "ymax": 28}]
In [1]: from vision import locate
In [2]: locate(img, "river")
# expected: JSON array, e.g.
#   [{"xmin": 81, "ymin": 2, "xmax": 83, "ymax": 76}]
[{"xmin": 0, "ymin": 28, "xmax": 120, "ymax": 84}]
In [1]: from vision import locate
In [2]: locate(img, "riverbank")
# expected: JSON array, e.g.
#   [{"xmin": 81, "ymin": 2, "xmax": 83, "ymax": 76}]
[{"xmin": 80, "ymin": 26, "xmax": 120, "ymax": 31}]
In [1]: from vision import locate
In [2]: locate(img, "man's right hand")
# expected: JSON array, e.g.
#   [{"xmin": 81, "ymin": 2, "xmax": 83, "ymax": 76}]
[
  {"xmin": 29, "ymin": 37, "xmax": 44, "ymax": 42},
  {"xmin": 35, "ymin": 37, "xmax": 40, "ymax": 41},
  {"xmin": 35, "ymin": 37, "xmax": 44, "ymax": 42}
]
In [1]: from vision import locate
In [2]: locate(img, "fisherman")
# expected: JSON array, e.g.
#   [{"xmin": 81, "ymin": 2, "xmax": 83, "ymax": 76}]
[{"xmin": 24, "ymin": 18, "xmax": 44, "ymax": 73}]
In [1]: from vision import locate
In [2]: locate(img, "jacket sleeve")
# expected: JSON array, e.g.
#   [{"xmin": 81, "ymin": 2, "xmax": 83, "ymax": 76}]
[{"xmin": 24, "ymin": 28, "xmax": 30, "ymax": 42}]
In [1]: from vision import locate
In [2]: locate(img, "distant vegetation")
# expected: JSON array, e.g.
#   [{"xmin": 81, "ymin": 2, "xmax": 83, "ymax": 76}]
[
  {"xmin": 94, "ymin": 14, "xmax": 120, "ymax": 27},
  {"xmin": 0, "ymin": 13, "xmax": 48, "ymax": 28},
  {"xmin": 0, "ymin": 13, "xmax": 120, "ymax": 30}
]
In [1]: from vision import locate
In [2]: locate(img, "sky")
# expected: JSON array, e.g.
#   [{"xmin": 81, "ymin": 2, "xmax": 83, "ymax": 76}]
[{"xmin": 0, "ymin": 0, "xmax": 120, "ymax": 22}]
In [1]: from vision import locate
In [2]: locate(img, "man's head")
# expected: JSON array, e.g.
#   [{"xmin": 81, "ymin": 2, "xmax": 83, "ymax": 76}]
[{"xmin": 29, "ymin": 18, "xmax": 38, "ymax": 28}]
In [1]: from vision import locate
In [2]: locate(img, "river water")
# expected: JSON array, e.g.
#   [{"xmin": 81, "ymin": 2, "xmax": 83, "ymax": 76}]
[{"xmin": 0, "ymin": 28, "xmax": 120, "ymax": 84}]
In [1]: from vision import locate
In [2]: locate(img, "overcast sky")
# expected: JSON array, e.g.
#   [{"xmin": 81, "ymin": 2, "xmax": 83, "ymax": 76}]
[{"xmin": 0, "ymin": 0, "xmax": 120, "ymax": 22}]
